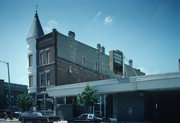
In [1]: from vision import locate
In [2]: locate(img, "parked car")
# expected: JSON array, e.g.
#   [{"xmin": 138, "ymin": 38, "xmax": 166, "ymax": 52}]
[
  {"xmin": 13, "ymin": 111, "xmax": 22, "ymax": 119},
  {"xmin": 68, "ymin": 113, "xmax": 102, "ymax": 122},
  {"xmin": 0, "ymin": 110, "xmax": 13, "ymax": 119},
  {"xmin": 19, "ymin": 111, "xmax": 60, "ymax": 123}
]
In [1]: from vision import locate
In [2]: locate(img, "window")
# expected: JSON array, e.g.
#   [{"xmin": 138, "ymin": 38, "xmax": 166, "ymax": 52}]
[
  {"xmin": 57, "ymin": 97, "xmax": 66, "ymax": 104},
  {"xmin": 29, "ymin": 75, "xmax": 33, "ymax": 87},
  {"xmin": 95, "ymin": 62, "xmax": 98, "ymax": 71},
  {"xmin": 80, "ymin": 114, "xmax": 88, "ymax": 120},
  {"xmin": 39, "ymin": 52, "xmax": 43, "ymax": 66},
  {"xmin": 82, "ymin": 57, "xmax": 86, "ymax": 66},
  {"xmin": 39, "ymin": 49, "xmax": 50, "ymax": 66},
  {"xmin": 46, "ymin": 71, "xmax": 51, "ymax": 86},
  {"xmin": 39, "ymin": 72, "xmax": 44, "ymax": 87},
  {"xmin": 66, "ymin": 97, "xmax": 76, "ymax": 104},
  {"xmin": 28, "ymin": 54, "xmax": 33, "ymax": 67},
  {"xmin": 46, "ymin": 50, "xmax": 50, "ymax": 64}
]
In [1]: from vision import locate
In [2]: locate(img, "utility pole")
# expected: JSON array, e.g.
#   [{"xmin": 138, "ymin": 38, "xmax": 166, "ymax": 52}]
[{"xmin": 0, "ymin": 61, "xmax": 12, "ymax": 119}]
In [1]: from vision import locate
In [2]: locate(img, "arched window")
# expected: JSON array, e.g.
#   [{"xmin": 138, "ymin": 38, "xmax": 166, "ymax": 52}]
[
  {"xmin": 39, "ymin": 52, "xmax": 43, "ymax": 66},
  {"xmin": 46, "ymin": 50, "xmax": 50, "ymax": 64}
]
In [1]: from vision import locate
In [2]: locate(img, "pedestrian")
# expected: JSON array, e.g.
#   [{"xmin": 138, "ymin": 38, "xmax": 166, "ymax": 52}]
[{"xmin": 4, "ymin": 112, "xmax": 8, "ymax": 119}]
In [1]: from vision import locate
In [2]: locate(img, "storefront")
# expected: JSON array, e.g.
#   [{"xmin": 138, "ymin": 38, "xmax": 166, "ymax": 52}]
[{"xmin": 47, "ymin": 72, "xmax": 180, "ymax": 121}]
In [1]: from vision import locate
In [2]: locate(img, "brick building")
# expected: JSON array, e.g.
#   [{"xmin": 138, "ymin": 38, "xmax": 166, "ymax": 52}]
[{"xmin": 26, "ymin": 11, "xmax": 145, "ymax": 113}]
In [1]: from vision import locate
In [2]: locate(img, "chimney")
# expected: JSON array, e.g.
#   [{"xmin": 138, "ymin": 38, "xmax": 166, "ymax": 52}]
[
  {"xmin": 97, "ymin": 44, "xmax": 101, "ymax": 51},
  {"xmin": 68, "ymin": 31, "xmax": 75, "ymax": 40},
  {"xmin": 52, "ymin": 28, "xmax": 57, "ymax": 38},
  {"xmin": 129, "ymin": 59, "xmax": 133, "ymax": 67},
  {"xmin": 101, "ymin": 46, "xmax": 105, "ymax": 54},
  {"xmin": 52, "ymin": 28, "xmax": 56, "ymax": 32}
]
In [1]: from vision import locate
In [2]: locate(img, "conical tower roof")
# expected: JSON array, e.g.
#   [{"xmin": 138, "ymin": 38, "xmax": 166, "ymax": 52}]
[{"xmin": 26, "ymin": 11, "xmax": 44, "ymax": 40}]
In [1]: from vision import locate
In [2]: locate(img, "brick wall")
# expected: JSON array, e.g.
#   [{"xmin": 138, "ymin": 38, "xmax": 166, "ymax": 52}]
[
  {"xmin": 37, "ymin": 32, "xmax": 56, "ymax": 92},
  {"xmin": 56, "ymin": 57, "xmax": 109, "ymax": 85},
  {"xmin": 56, "ymin": 32, "xmax": 112, "ymax": 77}
]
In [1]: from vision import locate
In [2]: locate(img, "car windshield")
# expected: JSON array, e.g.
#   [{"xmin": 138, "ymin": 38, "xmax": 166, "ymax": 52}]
[
  {"xmin": 21, "ymin": 112, "xmax": 29, "ymax": 116},
  {"xmin": 30, "ymin": 112, "xmax": 42, "ymax": 116},
  {"xmin": 79, "ymin": 114, "xmax": 88, "ymax": 119}
]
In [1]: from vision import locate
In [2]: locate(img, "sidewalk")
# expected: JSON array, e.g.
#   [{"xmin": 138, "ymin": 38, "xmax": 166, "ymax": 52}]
[{"xmin": 0, "ymin": 118, "xmax": 18, "ymax": 122}]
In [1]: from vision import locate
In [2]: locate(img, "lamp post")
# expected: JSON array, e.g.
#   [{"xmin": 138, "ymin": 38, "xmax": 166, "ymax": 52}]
[{"xmin": 0, "ymin": 60, "xmax": 12, "ymax": 119}]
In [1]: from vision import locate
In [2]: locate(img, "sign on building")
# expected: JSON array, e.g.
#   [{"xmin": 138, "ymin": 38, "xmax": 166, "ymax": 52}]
[{"xmin": 109, "ymin": 50, "xmax": 124, "ymax": 76}]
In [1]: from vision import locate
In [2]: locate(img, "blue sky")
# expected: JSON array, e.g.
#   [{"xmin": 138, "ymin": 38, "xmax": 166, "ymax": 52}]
[{"xmin": 0, "ymin": 0, "xmax": 180, "ymax": 85}]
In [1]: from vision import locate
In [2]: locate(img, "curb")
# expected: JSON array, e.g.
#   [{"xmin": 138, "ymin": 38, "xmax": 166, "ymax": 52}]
[
  {"xmin": 0, "ymin": 119, "xmax": 18, "ymax": 122},
  {"xmin": 5, "ymin": 120, "xmax": 18, "ymax": 122}
]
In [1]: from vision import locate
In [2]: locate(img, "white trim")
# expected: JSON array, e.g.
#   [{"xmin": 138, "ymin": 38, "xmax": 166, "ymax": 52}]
[
  {"xmin": 27, "ymin": 37, "xmax": 37, "ymax": 93},
  {"xmin": 27, "ymin": 52, "xmax": 33, "ymax": 55},
  {"xmin": 28, "ymin": 72, "xmax": 33, "ymax": 76},
  {"xmin": 45, "ymin": 70, "xmax": 51, "ymax": 73},
  {"xmin": 44, "ymin": 48, "xmax": 50, "ymax": 51}
]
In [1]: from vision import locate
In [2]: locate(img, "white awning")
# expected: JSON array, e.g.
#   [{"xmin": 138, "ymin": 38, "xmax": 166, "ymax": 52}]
[{"xmin": 47, "ymin": 72, "xmax": 180, "ymax": 97}]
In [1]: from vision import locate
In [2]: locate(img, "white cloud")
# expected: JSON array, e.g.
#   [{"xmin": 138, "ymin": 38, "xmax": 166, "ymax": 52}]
[
  {"xmin": 140, "ymin": 67, "xmax": 160, "ymax": 75},
  {"xmin": 93, "ymin": 12, "xmax": 113, "ymax": 25},
  {"xmin": 44, "ymin": 19, "xmax": 59, "ymax": 33},
  {"xmin": 97, "ymin": 11, "xmax": 102, "ymax": 17},
  {"xmin": 104, "ymin": 16, "xmax": 113, "ymax": 25},
  {"xmin": 94, "ymin": 11, "xmax": 102, "ymax": 21}
]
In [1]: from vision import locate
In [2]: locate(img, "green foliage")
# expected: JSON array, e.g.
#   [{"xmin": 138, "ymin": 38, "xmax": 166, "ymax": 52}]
[
  {"xmin": 16, "ymin": 93, "xmax": 33, "ymax": 111},
  {"xmin": 77, "ymin": 84, "xmax": 98, "ymax": 107}
]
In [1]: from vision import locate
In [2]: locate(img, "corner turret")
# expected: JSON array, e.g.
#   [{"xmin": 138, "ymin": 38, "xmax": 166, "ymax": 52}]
[
  {"xmin": 26, "ymin": 11, "xmax": 44, "ymax": 40},
  {"xmin": 26, "ymin": 11, "xmax": 44, "ymax": 94}
]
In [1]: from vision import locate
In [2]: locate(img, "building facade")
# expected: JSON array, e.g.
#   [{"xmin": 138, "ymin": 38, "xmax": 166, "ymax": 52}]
[
  {"xmin": 26, "ymin": 11, "xmax": 180, "ymax": 122},
  {"xmin": 26, "ymin": 11, "xmax": 44, "ymax": 94},
  {"xmin": 0, "ymin": 79, "xmax": 28, "ymax": 112},
  {"xmin": 27, "ymin": 11, "xmax": 145, "ymax": 114},
  {"xmin": 47, "ymin": 72, "xmax": 180, "ymax": 122}
]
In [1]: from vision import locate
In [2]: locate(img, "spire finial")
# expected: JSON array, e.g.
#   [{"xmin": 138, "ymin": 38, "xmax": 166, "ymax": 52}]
[
  {"xmin": 35, "ymin": 4, "xmax": 39, "ymax": 14},
  {"xmin": 27, "ymin": 5, "xmax": 44, "ymax": 40}
]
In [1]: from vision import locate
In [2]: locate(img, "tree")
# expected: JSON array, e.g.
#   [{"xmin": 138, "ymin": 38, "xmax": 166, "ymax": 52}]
[
  {"xmin": 77, "ymin": 84, "xmax": 98, "ymax": 113},
  {"xmin": 16, "ymin": 93, "xmax": 33, "ymax": 111}
]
